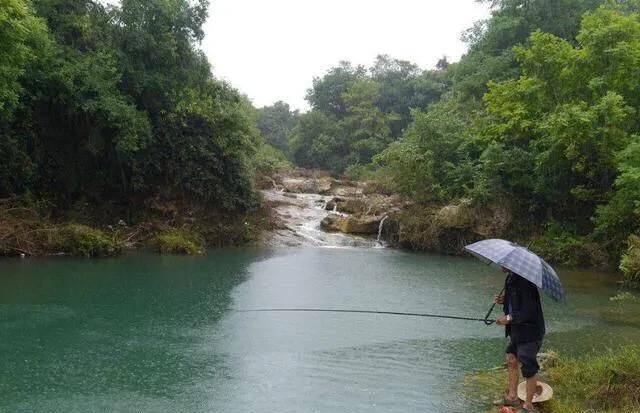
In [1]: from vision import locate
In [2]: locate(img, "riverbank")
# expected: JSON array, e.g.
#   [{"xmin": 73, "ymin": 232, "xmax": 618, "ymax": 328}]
[
  {"xmin": 4, "ymin": 166, "xmax": 640, "ymax": 289},
  {"xmin": 0, "ymin": 196, "xmax": 275, "ymax": 257},
  {"xmin": 466, "ymin": 344, "xmax": 640, "ymax": 413},
  {"xmin": 257, "ymin": 168, "xmax": 640, "ymax": 284}
]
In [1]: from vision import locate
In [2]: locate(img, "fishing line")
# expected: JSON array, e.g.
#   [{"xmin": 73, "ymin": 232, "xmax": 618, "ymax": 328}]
[{"xmin": 236, "ymin": 308, "xmax": 496, "ymax": 324}]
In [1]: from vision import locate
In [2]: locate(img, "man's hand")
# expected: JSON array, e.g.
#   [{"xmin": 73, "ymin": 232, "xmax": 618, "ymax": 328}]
[
  {"xmin": 494, "ymin": 294, "xmax": 505, "ymax": 305},
  {"xmin": 496, "ymin": 314, "xmax": 510, "ymax": 326}
]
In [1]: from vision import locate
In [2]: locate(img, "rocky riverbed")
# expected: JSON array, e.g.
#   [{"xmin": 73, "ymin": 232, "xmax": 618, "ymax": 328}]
[
  {"xmin": 260, "ymin": 170, "xmax": 515, "ymax": 254},
  {"xmin": 260, "ymin": 171, "xmax": 401, "ymax": 248}
]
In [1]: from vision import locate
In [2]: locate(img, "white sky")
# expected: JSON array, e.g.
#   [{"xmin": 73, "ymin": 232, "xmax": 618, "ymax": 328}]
[{"xmin": 202, "ymin": 0, "xmax": 492, "ymax": 111}]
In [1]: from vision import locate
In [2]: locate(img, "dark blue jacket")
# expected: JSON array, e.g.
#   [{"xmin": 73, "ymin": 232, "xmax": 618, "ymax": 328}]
[{"xmin": 503, "ymin": 272, "xmax": 545, "ymax": 343}]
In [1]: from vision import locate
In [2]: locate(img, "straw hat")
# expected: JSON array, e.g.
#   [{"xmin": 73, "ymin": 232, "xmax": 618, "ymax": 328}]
[{"xmin": 517, "ymin": 381, "xmax": 553, "ymax": 403}]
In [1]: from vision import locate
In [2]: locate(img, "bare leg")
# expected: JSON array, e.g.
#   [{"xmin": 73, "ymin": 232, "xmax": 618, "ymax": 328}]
[
  {"xmin": 522, "ymin": 374, "xmax": 538, "ymax": 410},
  {"xmin": 506, "ymin": 353, "xmax": 519, "ymax": 401}
]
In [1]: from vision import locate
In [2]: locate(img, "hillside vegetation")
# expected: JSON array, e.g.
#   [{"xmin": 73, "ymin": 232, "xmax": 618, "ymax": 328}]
[
  {"xmin": 262, "ymin": 0, "xmax": 640, "ymax": 284},
  {"xmin": 1, "ymin": 0, "xmax": 282, "ymax": 255}
]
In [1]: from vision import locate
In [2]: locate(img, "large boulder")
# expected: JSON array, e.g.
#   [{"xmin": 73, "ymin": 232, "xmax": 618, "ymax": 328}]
[
  {"xmin": 470, "ymin": 201, "xmax": 513, "ymax": 238},
  {"xmin": 325, "ymin": 197, "xmax": 367, "ymax": 214},
  {"xmin": 321, "ymin": 214, "xmax": 383, "ymax": 235},
  {"xmin": 325, "ymin": 195, "xmax": 402, "ymax": 215},
  {"xmin": 436, "ymin": 204, "xmax": 473, "ymax": 229},
  {"xmin": 282, "ymin": 177, "xmax": 332, "ymax": 194},
  {"xmin": 330, "ymin": 185, "xmax": 363, "ymax": 197}
]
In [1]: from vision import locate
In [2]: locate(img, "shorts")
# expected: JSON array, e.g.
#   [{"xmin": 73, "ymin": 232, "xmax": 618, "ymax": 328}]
[{"xmin": 506, "ymin": 340, "xmax": 542, "ymax": 378}]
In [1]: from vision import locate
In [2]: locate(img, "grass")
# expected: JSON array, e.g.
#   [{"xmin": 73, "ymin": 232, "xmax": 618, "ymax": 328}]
[
  {"xmin": 150, "ymin": 228, "xmax": 204, "ymax": 255},
  {"xmin": 466, "ymin": 346, "xmax": 640, "ymax": 413},
  {"xmin": 621, "ymin": 235, "xmax": 640, "ymax": 287},
  {"xmin": 59, "ymin": 223, "xmax": 121, "ymax": 257}
]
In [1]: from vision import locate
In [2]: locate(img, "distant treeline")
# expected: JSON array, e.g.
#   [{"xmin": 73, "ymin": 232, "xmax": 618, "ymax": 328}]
[
  {"xmin": 1, "ymin": 0, "xmax": 262, "ymax": 214},
  {"xmin": 256, "ymin": 0, "xmax": 640, "ymax": 281}
]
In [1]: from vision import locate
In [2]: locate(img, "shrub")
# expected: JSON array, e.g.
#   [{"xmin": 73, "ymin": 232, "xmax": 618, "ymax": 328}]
[
  {"xmin": 151, "ymin": 229, "xmax": 204, "ymax": 255},
  {"xmin": 531, "ymin": 224, "xmax": 609, "ymax": 267},
  {"xmin": 59, "ymin": 224, "xmax": 121, "ymax": 257},
  {"xmin": 253, "ymin": 143, "xmax": 291, "ymax": 177},
  {"xmin": 620, "ymin": 235, "xmax": 640, "ymax": 287}
]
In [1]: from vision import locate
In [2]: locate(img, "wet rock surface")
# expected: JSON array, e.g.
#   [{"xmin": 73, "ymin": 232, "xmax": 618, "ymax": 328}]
[
  {"xmin": 320, "ymin": 214, "xmax": 385, "ymax": 235},
  {"xmin": 260, "ymin": 169, "xmax": 515, "ymax": 254},
  {"xmin": 260, "ymin": 171, "xmax": 400, "ymax": 248}
]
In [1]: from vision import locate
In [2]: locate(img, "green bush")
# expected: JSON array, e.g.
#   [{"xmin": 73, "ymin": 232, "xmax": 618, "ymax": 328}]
[
  {"xmin": 531, "ymin": 224, "xmax": 609, "ymax": 267},
  {"xmin": 59, "ymin": 224, "xmax": 121, "ymax": 257},
  {"xmin": 620, "ymin": 235, "xmax": 640, "ymax": 287},
  {"xmin": 253, "ymin": 143, "xmax": 291, "ymax": 177},
  {"xmin": 151, "ymin": 229, "xmax": 204, "ymax": 255}
]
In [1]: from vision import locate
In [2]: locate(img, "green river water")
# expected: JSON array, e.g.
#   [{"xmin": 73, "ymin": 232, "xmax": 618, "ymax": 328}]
[{"xmin": 1, "ymin": 248, "xmax": 639, "ymax": 412}]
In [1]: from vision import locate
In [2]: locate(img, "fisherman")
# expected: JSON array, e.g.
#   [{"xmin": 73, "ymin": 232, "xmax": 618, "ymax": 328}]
[{"xmin": 493, "ymin": 266, "xmax": 545, "ymax": 413}]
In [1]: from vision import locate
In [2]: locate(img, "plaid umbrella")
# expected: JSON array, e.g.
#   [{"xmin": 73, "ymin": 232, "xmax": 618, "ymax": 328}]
[{"xmin": 465, "ymin": 239, "xmax": 565, "ymax": 302}]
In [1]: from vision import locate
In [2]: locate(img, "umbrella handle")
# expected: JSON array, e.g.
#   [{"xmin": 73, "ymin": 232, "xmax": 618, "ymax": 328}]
[{"xmin": 484, "ymin": 286, "xmax": 506, "ymax": 325}]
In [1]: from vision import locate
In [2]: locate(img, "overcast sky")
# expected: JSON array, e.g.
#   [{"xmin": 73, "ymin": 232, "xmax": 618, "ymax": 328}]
[{"xmin": 201, "ymin": 0, "xmax": 491, "ymax": 111}]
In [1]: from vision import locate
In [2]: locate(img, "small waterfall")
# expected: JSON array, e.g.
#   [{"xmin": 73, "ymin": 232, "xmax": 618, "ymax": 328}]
[
  {"xmin": 333, "ymin": 203, "xmax": 338, "ymax": 213},
  {"xmin": 377, "ymin": 215, "xmax": 389, "ymax": 243}
]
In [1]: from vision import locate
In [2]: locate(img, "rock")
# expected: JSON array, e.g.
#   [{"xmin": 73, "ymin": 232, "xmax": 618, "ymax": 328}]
[
  {"xmin": 436, "ymin": 204, "xmax": 472, "ymax": 229},
  {"xmin": 282, "ymin": 178, "xmax": 315, "ymax": 193},
  {"xmin": 537, "ymin": 352, "xmax": 558, "ymax": 369},
  {"xmin": 324, "ymin": 198, "xmax": 338, "ymax": 211},
  {"xmin": 316, "ymin": 177, "xmax": 332, "ymax": 194},
  {"xmin": 321, "ymin": 214, "xmax": 383, "ymax": 235},
  {"xmin": 282, "ymin": 177, "xmax": 333, "ymax": 194},
  {"xmin": 330, "ymin": 185, "xmax": 363, "ymax": 197},
  {"xmin": 336, "ymin": 198, "xmax": 368, "ymax": 214},
  {"xmin": 324, "ymin": 195, "xmax": 401, "ymax": 216},
  {"xmin": 471, "ymin": 201, "xmax": 513, "ymax": 238}
]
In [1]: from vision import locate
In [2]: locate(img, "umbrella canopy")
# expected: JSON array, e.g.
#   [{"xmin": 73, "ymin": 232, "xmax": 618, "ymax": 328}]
[{"xmin": 465, "ymin": 239, "xmax": 565, "ymax": 302}]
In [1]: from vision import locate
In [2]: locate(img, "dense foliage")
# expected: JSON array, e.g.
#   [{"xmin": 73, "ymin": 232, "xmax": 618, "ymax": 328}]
[
  {"xmin": 257, "ymin": 101, "xmax": 298, "ymax": 152},
  {"xmin": 282, "ymin": 0, "xmax": 640, "ymax": 269},
  {"xmin": 1, "ymin": 0, "xmax": 259, "ymax": 213},
  {"xmin": 289, "ymin": 57, "xmax": 449, "ymax": 174}
]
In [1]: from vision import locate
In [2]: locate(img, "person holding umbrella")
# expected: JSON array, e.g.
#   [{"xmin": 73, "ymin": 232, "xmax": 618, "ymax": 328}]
[
  {"xmin": 493, "ymin": 265, "xmax": 545, "ymax": 412},
  {"xmin": 465, "ymin": 239, "xmax": 565, "ymax": 413}
]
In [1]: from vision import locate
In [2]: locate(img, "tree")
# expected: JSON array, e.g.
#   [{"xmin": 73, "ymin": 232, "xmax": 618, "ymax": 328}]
[
  {"xmin": 454, "ymin": 0, "xmax": 604, "ymax": 99},
  {"xmin": 376, "ymin": 100, "xmax": 470, "ymax": 202},
  {"xmin": 305, "ymin": 61, "xmax": 366, "ymax": 118},
  {"xmin": 370, "ymin": 54, "xmax": 448, "ymax": 137},
  {"xmin": 339, "ymin": 79, "xmax": 399, "ymax": 166},
  {"xmin": 1, "ymin": 0, "xmax": 259, "ymax": 213},
  {"xmin": 257, "ymin": 101, "xmax": 299, "ymax": 151},
  {"xmin": 288, "ymin": 110, "xmax": 340, "ymax": 170},
  {"xmin": 0, "ymin": 0, "xmax": 48, "ymax": 196}
]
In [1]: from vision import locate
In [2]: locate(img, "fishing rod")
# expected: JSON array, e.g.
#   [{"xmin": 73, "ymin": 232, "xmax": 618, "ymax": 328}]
[{"xmin": 237, "ymin": 308, "xmax": 497, "ymax": 324}]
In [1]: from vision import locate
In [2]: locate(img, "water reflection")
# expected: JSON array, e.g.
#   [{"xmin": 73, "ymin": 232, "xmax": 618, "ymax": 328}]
[
  {"xmin": 0, "ymin": 248, "xmax": 636, "ymax": 413},
  {"xmin": 0, "ymin": 250, "xmax": 268, "ymax": 411}
]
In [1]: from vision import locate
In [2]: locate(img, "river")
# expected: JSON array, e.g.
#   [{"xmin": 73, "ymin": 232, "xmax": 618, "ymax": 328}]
[{"xmin": 1, "ymin": 246, "xmax": 639, "ymax": 412}]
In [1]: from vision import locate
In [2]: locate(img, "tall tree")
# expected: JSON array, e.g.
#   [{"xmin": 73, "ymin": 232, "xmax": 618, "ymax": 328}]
[{"xmin": 257, "ymin": 101, "xmax": 299, "ymax": 152}]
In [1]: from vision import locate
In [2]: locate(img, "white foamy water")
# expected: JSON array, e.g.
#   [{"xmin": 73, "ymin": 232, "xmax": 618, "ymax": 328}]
[{"xmin": 262, "ymin": 190, "xmax": 380, "ymax": 248}]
